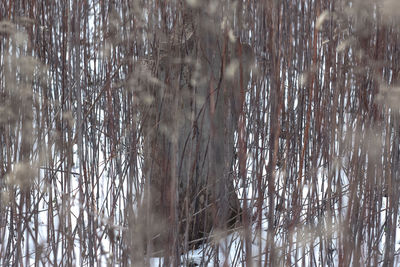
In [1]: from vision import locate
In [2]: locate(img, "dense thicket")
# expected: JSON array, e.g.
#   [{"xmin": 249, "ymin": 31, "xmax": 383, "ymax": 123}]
[{"xmin": 1, "ymin": 0, "xmax": 400, "ymax": 266}]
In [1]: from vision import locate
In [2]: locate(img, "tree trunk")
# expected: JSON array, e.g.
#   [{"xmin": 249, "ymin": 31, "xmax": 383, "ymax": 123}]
[{"xmin": 133, "ymin": 6, "xmax": 254, "ymax": 260}]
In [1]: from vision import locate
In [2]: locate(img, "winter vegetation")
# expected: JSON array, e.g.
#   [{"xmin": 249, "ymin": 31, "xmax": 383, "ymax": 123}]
[{"xmin": 1, "ymin": 0, "xmax": 400, "ymax": 266}]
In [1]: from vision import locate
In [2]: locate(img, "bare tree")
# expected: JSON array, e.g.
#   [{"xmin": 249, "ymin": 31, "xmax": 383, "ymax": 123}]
[{"xmin": 1, "ymin": 0, "xmax": 400, "ymax": 266}]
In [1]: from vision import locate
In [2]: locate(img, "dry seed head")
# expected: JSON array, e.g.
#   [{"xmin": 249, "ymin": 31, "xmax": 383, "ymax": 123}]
[
  {"xmin": 299, "ymin": 73, "xmax": 308, "ymax": 87},
  {"xmin": 336, "ymin": 40, "xmax": 350, "ymax": 52},
  {"xmin": 225, "ymin": 60, "xmax": 239, "ymax": 80},
  {"xmin": 228, "ymin": 29, "xmax": 236, "ymax": 43},
  {"xmin": 13, "ymin": 31, "xmax": 28, "ymax": 47},
  {"xmin": 208, "ymin": 2, "xmax": 218, "ymax": 14},
  {"xmin": 0, "ymin": 21, "xmax": 16, "ymax": 35},
  {"xmin": 1, "ymin": 191, "xmax": 10, "ymax": 205},
  {"xmin": 186, "ymin": 0, "xmax": 200, "ymax": 8},
  {"xmin": 316, "ymin": 10, "xmax": 330, "ymax": 31},
  {"xmin": 63, "ymin": 111, "xmax": 75, "ymax": 128},
  {"xmin": 5, "ymin": 162, "xmax": 36, "ymax": 190}
]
